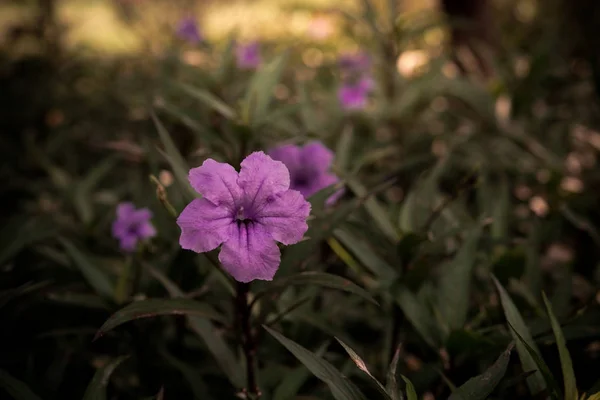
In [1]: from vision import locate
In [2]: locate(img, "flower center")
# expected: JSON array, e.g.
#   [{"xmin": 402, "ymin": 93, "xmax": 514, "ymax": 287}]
[
  {"xmin": 235, "ymin": 206, "xmax": 252, "ymax": 224},
  {"xmin": 293, "ymin": 173, "xmax": 310, "ymax": 188}
]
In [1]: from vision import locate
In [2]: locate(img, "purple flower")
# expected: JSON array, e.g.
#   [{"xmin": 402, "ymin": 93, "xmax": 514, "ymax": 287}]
[
  {"xmin": 268, "ymin": 141, "xmax": 343, "ymax": 204},
  {"xmin": 176, "ymin": 17, "xmax": 202, "ymax": 43},
  {"xmin": 177, "ymin": 152, "xmax": 311, "ymax": 283},
  {"xmin": 112, "ymin": 202, "xmax": 157, "ymax": 253},
  {"xmin": 338, "ymin": 51, "xmax": 371, "ymax": 74},
  {"xmin": 338, "ymin": 77, "xmax": 373, "ymax": 110},
  {"xmin": 236, "ymin": 41, "xmax": 261, "ymax": 69}
]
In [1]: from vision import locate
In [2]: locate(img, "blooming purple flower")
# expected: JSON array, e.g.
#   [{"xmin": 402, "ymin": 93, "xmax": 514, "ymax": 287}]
[
  {"xmin": 338, "ymin": 77, "xmax": 373, "ymax": 110},
  {"xmin": 268, "ymin": 141, "xmax": 343, "ymax": 204},
  {"xmin": 176, "ymin": 17, "xmax": 202, "ymax": 43},
  {"xmin": 236, "ymin": 41, "xmax": 261, "ymax": 69},
  {"xmin": 177, "ymin": 152, "xmax": 311, "ymax": 283},
  {"xmin": 112, "ymin": 202, "xmax": 157, "ymax": 253}
]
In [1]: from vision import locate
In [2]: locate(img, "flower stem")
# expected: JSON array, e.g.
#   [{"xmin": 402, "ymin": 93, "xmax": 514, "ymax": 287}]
[
  {"xmin": 236, "ymin": 281, "xmax": 260, "ymax": 398},
  {"xmin": 115, "ymin": 255, "xmax": 133, "ymax": 304}
]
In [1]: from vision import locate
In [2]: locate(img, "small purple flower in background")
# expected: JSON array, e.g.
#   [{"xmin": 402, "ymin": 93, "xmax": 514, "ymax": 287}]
[
  {"xmin": 338, "ymin": 77, "xmax": 373, "ymax": 110},
  {"xmin": 337, "ymin": 51, "xmax": 374, "ymax": 110},
  {"xmin": 177, "ymin": 152, "xmax": 311, "ymax": 283},
  {"xmin": 338, "ymin": 51, "xmax": 371, "ymax": 76},
  {"xmin": 176, "ymin": 17, "xmax": 202, "ymax": 43},
  {"xmin": 236, "ymin": 41, "xmax": 261, "ymax": 69},
  {"xmin": 269, "ymin": 141, "xmax": 343, "ymax": 204},
  {"xmin": 112, "ymin": 202, "xmax": 157, "ymax": 253}
]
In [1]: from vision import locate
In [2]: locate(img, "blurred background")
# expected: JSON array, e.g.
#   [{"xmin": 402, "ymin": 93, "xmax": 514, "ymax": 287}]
[{"xmin": 3, "ymin": 0, "xmax": 600, "ymax": 399}]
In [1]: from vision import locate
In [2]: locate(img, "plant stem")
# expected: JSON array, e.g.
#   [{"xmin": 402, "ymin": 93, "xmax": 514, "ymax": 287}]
[{"xmin": 236, "ymin": 281, "xmax": 260, "ymax": 398}]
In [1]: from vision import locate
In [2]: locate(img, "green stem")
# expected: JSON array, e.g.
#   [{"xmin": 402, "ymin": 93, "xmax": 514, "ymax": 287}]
[
  {"xmin": 115, "ymin": 255, "xmax": 133, "ymax": 304},
  {"xmin": 236, "ymin": 281, "xmax": 260, "ymax": 398}
]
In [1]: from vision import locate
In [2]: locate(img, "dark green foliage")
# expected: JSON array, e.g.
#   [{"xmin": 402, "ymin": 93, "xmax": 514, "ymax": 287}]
[{"xmin": 2, "ymin": 0, "xmax": 600, "ymax": 399}]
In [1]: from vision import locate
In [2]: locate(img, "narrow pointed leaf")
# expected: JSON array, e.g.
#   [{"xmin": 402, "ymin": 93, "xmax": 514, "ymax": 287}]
[
  {"xmin": 82, "ymin": 356, "xmax": 128, "ymax": 400},
  {"xmin": 145, "ymin": 264, "xmax": 244, "ymax": 388},
  {"xmin": 386, "ymin": 347, "xmax": 403, "ymax": 400},
  {"xmin": 334, "ymin": 229, "xmax": 398, "ymax": 283},
  {"xmin": 508, "ymin": 322, "xmax": 561, "ymax": 399},
  {"xmin": 335, "ymin": 338, "xmax": 391, "ymax": 400},
  {"xmin": 492, "ymin": 276, "xmax": 547, "ymax": 395},
  {"xmin": 0, "ymin": 370, "xmax": 43, "ymax": 400},
  {"xmin": 395, "ymin": 285, "xmax": 441, "ymax": 348},
  {"xmin": 448, "ymin": 345, "xmax": 513, "ymax": 400},
  {"xmin": 175, "ymin": 82, "xmax": 237, "ymax": 120},
  {"xmin": 244, "ymin": 53, "xmax": 288, "ymax": 125},
  {"xmin": 151, "ymin": 112, "xmax": 196, "ymax": 200},
  {"xmin": 402, "ymin": 376, "xmax": 418, "ymax": 400},
  {"xmin": 59, "ymin": 238, "xmax": 114, "ymax": 299},
  {"xmin": 273, "ymin": 342, "xmax": 329, "ymax": 400},
  {"xmin": 254, "ymin": 272, "xmax": 378, "ymax": 306},
  {"xmin": 265, "ymin": 326, "xmax": 368, "ymax": 400},
  {"xmin": 542, "ymin": 293, "xmax": 577, "ymax": 400},
  {"xmin": 96, "ymin": 298, "xmax": 223, "ymax": 339},
  {"xmin": 436, "ymin": 227, "xmax": 481, "ymax": 331}
]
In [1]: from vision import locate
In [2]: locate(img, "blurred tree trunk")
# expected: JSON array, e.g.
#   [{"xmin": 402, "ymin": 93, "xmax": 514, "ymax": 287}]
[{"xmin": 439, "ymin": 0, "xmax": 498, "ymax": 80}]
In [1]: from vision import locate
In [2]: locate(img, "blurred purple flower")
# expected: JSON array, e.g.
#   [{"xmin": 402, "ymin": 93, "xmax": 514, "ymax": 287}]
[
  {"xmin": 339, "ymin": 51, "xmax": 371, "ymax": 75},
  {"xmin": 176, "ymin": 17, "xmax": 202, "ymax": 43},
  {"xmin": 269, "ymin": 141, "xmax": 343, "ymax": 204},
  {"xmin": 338, "ymin": 77, "xmax": 373, "ymax": 110},
  {"xmin": 177, "ymin": 152, "xmax": 311, "ymax": 283},
  {"xmin": 236, "ymin": 41, "xmax": 261, "ymax": 69},
  {"xmin": 112, "ymin": 202, "xmax": 156, "ymax": 253}
]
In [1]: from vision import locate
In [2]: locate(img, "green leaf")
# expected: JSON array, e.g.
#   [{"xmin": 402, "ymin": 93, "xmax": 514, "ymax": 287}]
[
  {"xmin": 508, "ymin": 323, "xmax": 561, "ymax": 399},
  {"xmin": 73, "ymin": 156, "xmax": 118, "ymax": 225},
  {"xmin": 543, "ymin": 293, "xmax": 577, "ymax": 400},
  {"xmin": 345, "ymin": 177, "xmax": 398, "ymax": 241},
  {"xmin": 436, "ymin": 227, "xmax": 481, "ymax": 332},
  {"xmin": 0, "ymin": 216, "xmax": 55, "ymax": 267},
  {"xmin": 159, "ymin": 347, "xmax": 214, "ymax": 400},
  {"xmin": 145, "ymin": 264, "xmax": 244, "ymax": 388},
  {"xmin": 244, "ymin": 53, "xmax": 288, "ymax": 126},
  {"xmin": 0, "ymin": 370, "xmax": 43, "ymax": 400},
  {"xmin": 265, "ymin": 326, "xmax": 368, "ymax": 400},
  {"xmin": 395, "ymin": 285, "xmax": 441, "ymax": 348},
  {"xmin": 492, "ymin": 276, "xmax": 547, "ymax": 395},
  {"xmin": 333, "ymin": 229, "xmax": 398, "ymax": 284},
  {"xmin": 253, "ymin": 272, "xmax": 378, "ymax": 306},
  {"xmin": 155, "ymin": 101, "xmax": 217, "ymax": 143},
  {"xmin": 59, "ymin": 238, "xmax": 114, "ymax": 300},
  {"xmin": 273, "ymin": 342, "xmax": 329, "ymax": 400},
  {"xmin": 82, "ymin": 356, "xmax": 128, "ymax": 400},
  {"xmin": 95, "ymin": 298, "xmax": 223, "ymax": 339},
  {"xmin": 335, "ymin": 338, "xmax": 392, "ymax": 400},
  {"xmin": 151, "ymin": 112, "xmax": 196, "ymax": 201},
  {"xmin": 448, "ymin": 344, "xmax": 513, "ymax": 400},
  {"xmin": 298, "ymin": 80, "xmax": 317, "ymax": 133},
  {"xmin": 402, "ymin": 376, "xmax": 417, "ymax": 400},
  {"xmin": 386, "ymin": 347, "xmax": 403, "ymax": 400},
  {"xmin": 174, "ymin": 82, "xmax": 237, "ymax": 120}
]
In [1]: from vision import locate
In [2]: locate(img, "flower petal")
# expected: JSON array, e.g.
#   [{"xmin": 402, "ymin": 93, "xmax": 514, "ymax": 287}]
[
  {"xmin": 120, "ymin": 234, "xmax": 138, "ymax": 253},
  {"xmin": 112, "ymin": 219, "xmax": 129, "ymax": 239},
  {"xmin": 238, "ymin": 151, "xmax": 290, "ymax": 213},
  {"xmin": 131, "ymin": 208, "xmax": 152, "ymax": 223},
  {"xmin": 189, "ymin": 159, "xmax": 242, "ymax": 210},
  {"xmin": 177, "ymin": 198, "xmax": 234, "ymax": 253},
  {"xmin": 255, "ymin": 190, "xmax": 310, "ymax": 245},
  {"xmin": 300, "ymin": 142, "xmax": 334, "ymax": 172},
  {"xmin": 268, "ymin": 144, "xmax": 302, "ymax": 177},
  {"xmin": 137, "ymin": 221, "xmax": 157, "ymax": 239},
  {"xmin": 218, "ymin": 222, "xmax": 281, "ymax": 282},
  {"xmin": 117, "ymin": 202, "xmax": 135, "ymax": 219}
]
